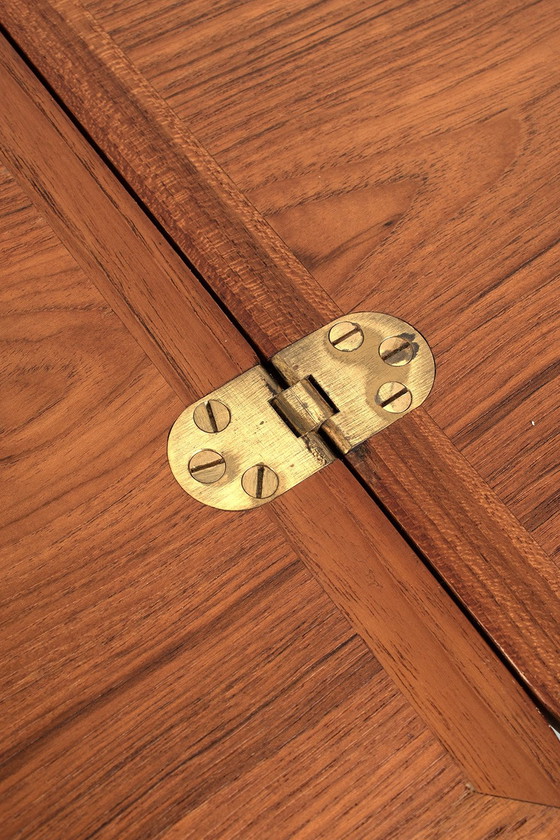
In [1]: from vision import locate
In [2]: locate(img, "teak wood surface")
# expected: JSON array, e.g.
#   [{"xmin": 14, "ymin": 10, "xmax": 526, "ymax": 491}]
[
  {"xmin": 1, "ymin": 34, "xmax": 560, "ymax": 840},
  {"xmin": 2, "ymin": 0, "xmax": 558, "ymax": 719},
  {"xmin": 1, "ymin": 1, "xmax": 560, "ymax": 838}
]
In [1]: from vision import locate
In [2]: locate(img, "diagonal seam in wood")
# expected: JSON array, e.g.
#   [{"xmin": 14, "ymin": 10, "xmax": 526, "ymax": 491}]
[
  {"xmin": 0, "ymin": 7, "xmax": 559, "ymax": 805},
  {"xmin": 4, "ymin": 0, "xmax": 556, "ymax": 724}
]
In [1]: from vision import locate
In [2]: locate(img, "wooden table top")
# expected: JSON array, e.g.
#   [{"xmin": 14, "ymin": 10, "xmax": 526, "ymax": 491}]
[
  {"xmin": 87, "ymin": 0, "xmax": 560, "ymax": 563},
  {"xmin": 1, "ymin": 1, "xmax": 559, "ymax": 837}
]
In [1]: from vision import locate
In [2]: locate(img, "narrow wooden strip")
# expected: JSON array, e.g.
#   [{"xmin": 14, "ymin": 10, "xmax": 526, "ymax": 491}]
[
  {"xmin": 1, "ymin": 0, "xmax": 335, "ymax": 357},
  {"xmin": 0, "ymin": 20, "xmax": 256, "ymax": 405},
  {"xmin": 1, "ymin": 32, "xmax": 560, "ymax": 806},
  {"xmin": 2, "ymin": 0, "xmax": 558, "ymax": 717},
  {"xmin": 352, "ymin": 411, "xmax": 560, "ymax": 697},
  {"xmin": 275, "ymin": 462, "xmax": 560, "ymax": 806}
]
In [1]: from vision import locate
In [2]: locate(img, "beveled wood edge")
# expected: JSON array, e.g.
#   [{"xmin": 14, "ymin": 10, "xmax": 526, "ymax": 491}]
[
  {"xmin": 1, "ymin": 32, "xmax": 559, "ymax": 806},
  {"xmin": 2, "ymin": 0, "xmax": 558, "ymax": 718}
]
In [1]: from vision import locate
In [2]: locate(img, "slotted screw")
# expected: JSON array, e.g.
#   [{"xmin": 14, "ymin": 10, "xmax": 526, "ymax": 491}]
[
  {"xmin": 241, "ymin": 464, "xmax": 279, "ymax": 499},
  {"xmin": 328, "ymin": 321, "xmax": 364, "ymax": 352},
  {"xmin": 376, "ymin": 381, "xmax": 412, "ymax": 413},
  {"xmin": 188, "ymin": 449, "xmax": 226, "ymax": 483},
  {"xmin": 193, "ymin": 399, "xmax": 231, "ymax": 433},
  {"xmin": 379, "ymin": 336, "xmax": 414, "ymax": 366}
]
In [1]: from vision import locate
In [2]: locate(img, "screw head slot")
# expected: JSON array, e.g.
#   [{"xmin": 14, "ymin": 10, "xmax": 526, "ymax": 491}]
[
  {"xmin": 328, "ymin": 321, "xmax": 364, "ymax": 352},
  {"xmin": 193, "ymin": 399, "xmax": 231, "ymax": 433},
  {"xmin": 376, "ymin": 382, "xmax": 412, "ymax": 413},
  {"xmin": 188, "ymin": 450, "xmax": 226, "ymax": 483},
  {"xmin": 379, "ymin": 336, "xmax": 414, "ymax": 366},
  {"xmin": 241, "ymin": 464, "xmax": 279, "ymax": 499}
]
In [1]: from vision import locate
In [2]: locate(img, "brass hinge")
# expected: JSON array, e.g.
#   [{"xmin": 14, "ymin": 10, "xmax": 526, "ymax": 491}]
[{"xmin": 168, "ymin": 312, "xmax": 435, "ymax": 509}]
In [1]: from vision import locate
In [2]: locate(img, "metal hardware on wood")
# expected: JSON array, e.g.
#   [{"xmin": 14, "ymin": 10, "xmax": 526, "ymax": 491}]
[
  {"xmin": 376, "ymin": 381, "xmax": 413, "ymax": 413},
  {"xmin": 271, "ymin": 378, "xmax": 335, "ymax": 436},
  {"xmin": 188, "ymin": 450, "xmax": 226, "ymax": 484},
  {"xmin": 378, "ymin": 336, "xmax": 415, "ymax": 366},
  {"xmin": 328, "ymin": 321, "xmax": 364, "ymax": 351},
  {"xmin": 168, "ymin": 312, "xmax": 435, "ymax": 509},
  {"xmin": 193, "ymin": 399, "xmax": 231, "ymax": 433},
  {"xmin": 241, "ymin": 464, "xmax": 279, "ymax": 499}
]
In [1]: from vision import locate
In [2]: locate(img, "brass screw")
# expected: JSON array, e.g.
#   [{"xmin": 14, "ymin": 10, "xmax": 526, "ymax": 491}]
[
  {"xmin": 188, "ymin": 449, "xmax": 226, "ymax": 483},
  {"xmin": 379, "ymin": 336, "xmax": 414, "ymax": 366},
  {"xmin": 193, "ymin": 399, "xmax": 231, "ymax": 433},
  {"xmin": 328, "ymin": 321, "xmax": 364, "ymax": 352},
  {"xmin": 241, "ymin": 464, "xmax": 279, "ymax": 499},
  {"xmin": 376, "ymin": 381, "xmax": 412, "ymax": 413}
]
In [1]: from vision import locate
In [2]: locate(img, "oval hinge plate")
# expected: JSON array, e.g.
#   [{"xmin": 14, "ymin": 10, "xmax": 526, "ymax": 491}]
[{"xmin": 168, "ymin": 312, "xmax": 435, "ymax": 509}]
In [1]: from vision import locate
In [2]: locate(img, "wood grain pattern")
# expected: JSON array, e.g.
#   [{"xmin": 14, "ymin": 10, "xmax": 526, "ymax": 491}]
[
  {"xmin": 94, "ymin": 0, "xmax": 560, "ymax": 555},
  {"xmin": 274, "ymin": 461, "xmax": 560, "ymax": 806},
  {"xmin": 0, "ymin": 19, "xmax": 255, "ymax": 406},
  {"xmin": 94, "ymin": 0, "xmax": 560, "ymax": 563},
  {"xmin": 2, "ymin": 29, "xmax": 560, "ymax": 811},
  {"xmin": 2, "ymin": 167, "xmax": 560, "ymax": 840},
  {"xmin": 3, "ymin": 0, "xmax": 558, "ymax": 717},
  {"xmin": 0, "ymin": 164, "xmax": 386, "ymax": 839},
  {"xmin": 64, "ymin": 0, "xmax": 560, "ymax": 561}
]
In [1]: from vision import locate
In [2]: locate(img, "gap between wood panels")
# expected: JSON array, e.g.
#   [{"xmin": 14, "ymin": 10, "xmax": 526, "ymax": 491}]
[
  {"xmin": 1, "ymin": 22, "xmax": 559, "ymax": 806},
  {"xmin": 2, "ymin": 0, "xmax": 559, "ymax": 725},
  {"xmin": 0, "ymin": 18, "xmax": 547, "ymax": 719}
]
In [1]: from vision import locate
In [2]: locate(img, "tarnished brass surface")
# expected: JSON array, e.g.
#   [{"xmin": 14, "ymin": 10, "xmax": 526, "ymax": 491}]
[
  {"xmin": 273, "ymin": 312, "xmax": 435, "ymax": 454},
  {"xmin": 168, "ymin": 366, "xmax": 335, "ymax": 510},
  {"xmin": 168, "ymin": 312, "xmax": 435, "ymax": 509},
  {"xmin": 271, "ymin": 378, "xmax": 335, "ymax": 436}
]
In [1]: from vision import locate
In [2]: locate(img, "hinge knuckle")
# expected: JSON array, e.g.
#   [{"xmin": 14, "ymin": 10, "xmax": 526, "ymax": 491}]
[
  {"xmin": 270, "ymin": 377, "xmax": 336, "ymax": 438},
  {"xmin": 168, "ymin": 312, "xmax": 435, "ymax": 509}
]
